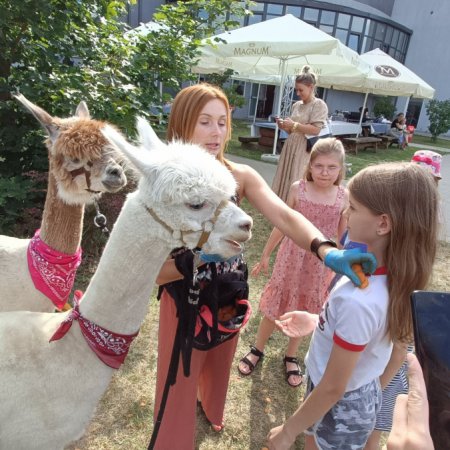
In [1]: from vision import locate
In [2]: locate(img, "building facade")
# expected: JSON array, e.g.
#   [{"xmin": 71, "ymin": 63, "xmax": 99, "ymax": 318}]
[{"xmin": 127, "ymin": 0, "xmax": 449, "ymax": 134}]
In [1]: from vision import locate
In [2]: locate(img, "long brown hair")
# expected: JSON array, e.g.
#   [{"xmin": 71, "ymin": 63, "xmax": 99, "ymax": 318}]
[
  {"xmin": 348, "ymin": 162, "xmax": 438, "ymax": 342},
  {"xmin": 167, "ymin": 83, "xmax": 232, "ymax": 167},
  {"xmin": 304, "ymin": 137, "xmax": 345, "ymax": 185}
]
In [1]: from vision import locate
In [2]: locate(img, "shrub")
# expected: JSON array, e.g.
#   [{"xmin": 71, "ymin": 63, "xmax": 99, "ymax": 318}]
[
  {"xmin": 426, "ymin": 99, "xmax": 450, "ymax": 142},
  {"xmin": 373, "ymin": 96, "xmax": 396, "ymax": 120}
]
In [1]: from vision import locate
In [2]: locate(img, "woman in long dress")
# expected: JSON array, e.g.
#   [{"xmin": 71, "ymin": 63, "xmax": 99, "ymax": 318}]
[{"xmin": 272, "ymin": 66, "xmax": 328, "ymax": 202}]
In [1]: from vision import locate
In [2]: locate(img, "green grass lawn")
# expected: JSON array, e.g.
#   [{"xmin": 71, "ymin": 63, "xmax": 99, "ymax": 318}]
[
  {"xmin": 68, "ymin": 117, "xmax": 449, "ymax": 450},
  {"xmin": 228, "ymin": 119, "xmax": 449, "ymax": 175}
]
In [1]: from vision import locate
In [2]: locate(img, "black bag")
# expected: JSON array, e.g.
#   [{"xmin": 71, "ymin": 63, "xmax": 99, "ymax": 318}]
[
  {"xmin": 160, "ymin": 249, "xmax": 251, "ymax": 370},
  {"xmin": 306, "ymin": 133, "xmax": 332, "ymax": 152}
]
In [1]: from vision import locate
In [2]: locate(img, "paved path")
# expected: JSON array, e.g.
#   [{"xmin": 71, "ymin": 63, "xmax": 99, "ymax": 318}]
[{"xmin": 228, "ymin": 150, "xmax": 450, "ymax": 242}]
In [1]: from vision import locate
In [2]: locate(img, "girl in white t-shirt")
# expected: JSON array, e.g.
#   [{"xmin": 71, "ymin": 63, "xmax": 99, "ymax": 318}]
[{"xmin": 266, "ymin": 162, "xmax": 439, "ymax": 450}]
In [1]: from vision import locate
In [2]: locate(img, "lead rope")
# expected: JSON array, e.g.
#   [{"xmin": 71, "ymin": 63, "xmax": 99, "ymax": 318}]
[
  {"xmin": 148, "ymin": 251, "xmax": 200, "ymax": 450},
  {"xmin": 93, "ymin": 199, "xmax": 110, "ymax": 237}
]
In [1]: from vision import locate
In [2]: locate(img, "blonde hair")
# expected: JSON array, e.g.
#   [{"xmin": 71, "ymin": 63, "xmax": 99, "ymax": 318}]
[
  {"xmin": 347, "ymin": 162, "xmax": 438, "ymax": 342},
  {"xmin": 167, "ymin": 83, "xmax": 232, "ymax": 167},
  {"xmin": 295, "ymin": 65, "xmax": 317, "ymax": 86},
  {"xmin": 304, "ymin": 137, "xmax": 345, "ymax": 185}
]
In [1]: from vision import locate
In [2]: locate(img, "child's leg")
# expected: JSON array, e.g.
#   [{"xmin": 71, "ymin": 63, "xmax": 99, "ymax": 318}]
[
  {"xmin": 364, "ymin": 430, "xmax": 382, "ymax": 450},
  {"xmin": 284, "ymin": 336, "xmax": 303, "ymax": 387},
  {"xmin": 238, "ymin": 315, "xmax": 275, "ymax": 375}
]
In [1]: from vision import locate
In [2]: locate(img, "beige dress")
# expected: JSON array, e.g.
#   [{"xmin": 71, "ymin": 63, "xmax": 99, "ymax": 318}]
[{"xmin": 272, "ymin": 98, "xmax": 328, "ymax": 202}]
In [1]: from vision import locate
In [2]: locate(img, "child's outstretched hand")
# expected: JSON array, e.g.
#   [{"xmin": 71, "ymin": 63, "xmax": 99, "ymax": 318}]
[
  {"xmin": 275, "ymin": 311, "xmax": 318, "ymax": 338},
  {"xmin": 324, "ymin": 248, "xmax": 377, "ymax": 287},
  {"xmin": 251, "ymin": 256, "xmax": 270, "ymax": 277}
]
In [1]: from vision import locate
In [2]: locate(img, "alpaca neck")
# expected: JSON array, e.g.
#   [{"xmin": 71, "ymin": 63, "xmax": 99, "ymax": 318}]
[
  {"xmin": 79, "ymin": 193, "xmax": 172, "ymax": 335},
  {"xmin": 40, "ymin": 167, "xmax": 84, "ymax": 254}
]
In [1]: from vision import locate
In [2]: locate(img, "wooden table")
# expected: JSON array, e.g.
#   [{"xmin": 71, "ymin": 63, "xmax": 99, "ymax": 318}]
[{"xmin": 343, "ymin": 137, "xmax": 382, "ymax": 154}]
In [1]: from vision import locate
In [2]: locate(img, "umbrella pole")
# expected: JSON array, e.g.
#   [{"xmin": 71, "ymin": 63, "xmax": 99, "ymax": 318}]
[
  {"xmin": 253, "ymin": 83, "xmax": 261, "ymax": 124},
  {"xmin": 356, "ymin": 92, "xmax": 369, "ymax": 138},
  {"xmin": 403, "ymin": 96, "xmax": 411, "ymax": 116},
  {"xmin": 272, "ymin": 59, "xmax": 287, "ymax": 155}
]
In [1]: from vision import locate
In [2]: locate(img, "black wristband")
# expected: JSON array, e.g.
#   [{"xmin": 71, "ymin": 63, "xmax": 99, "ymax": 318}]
[{"xmin": 310, "ymin": 237, "xmax": 337, "ymax": 261}]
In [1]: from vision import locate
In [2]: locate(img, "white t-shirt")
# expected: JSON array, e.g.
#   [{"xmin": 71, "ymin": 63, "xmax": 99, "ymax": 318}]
[{"xmin": 305, "ymin": 270, "xmax": 393, "ymax": 392}]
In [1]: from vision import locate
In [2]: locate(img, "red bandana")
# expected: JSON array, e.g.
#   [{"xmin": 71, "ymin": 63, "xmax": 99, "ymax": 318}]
[
  {"xmin": 27, "ymin": 229, "xmax": 82, "ymax": 310},
  {"xmin": 49, "ymin": 291, "xmax": 139, "ymax": 369}
]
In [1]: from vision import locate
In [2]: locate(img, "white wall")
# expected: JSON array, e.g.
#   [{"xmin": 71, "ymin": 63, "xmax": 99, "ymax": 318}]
[{"xmin": 391, "ymin": 0, "xmax": 450, "ymax": 134}]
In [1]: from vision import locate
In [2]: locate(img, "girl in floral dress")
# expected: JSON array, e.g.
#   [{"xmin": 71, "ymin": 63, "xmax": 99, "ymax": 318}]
[{"xmin": 238, "ymin": 138, "xmax": 348, "ymax": 387}]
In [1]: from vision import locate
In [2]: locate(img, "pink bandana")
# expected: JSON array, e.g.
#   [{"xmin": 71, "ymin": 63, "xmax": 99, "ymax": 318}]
[
  {"xmin": 27, "ymin": 229, "xmax": 82, "ymax": 310},
  {"xmin": 49, "ymin": 291, "xmax": 138, "ymax": 369}
]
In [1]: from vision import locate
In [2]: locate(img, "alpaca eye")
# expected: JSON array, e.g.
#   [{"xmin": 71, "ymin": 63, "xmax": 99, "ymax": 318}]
[
  {"xmin": 188, "ymin": 202, "xmax": 206, "ymax": 210},
  {"xmin": 71, "ymin": 158, "xmax": 81, "ymax": 164}
]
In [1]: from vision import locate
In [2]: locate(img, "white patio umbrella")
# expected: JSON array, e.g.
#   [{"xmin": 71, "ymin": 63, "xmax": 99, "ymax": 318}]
[
  {"xmin": 329, "ymin": 49, "xmax": 435, "ymax": 135},
  {"xmin": 193, "ymin": 14, "xmax": 370, "ymax": 154}
]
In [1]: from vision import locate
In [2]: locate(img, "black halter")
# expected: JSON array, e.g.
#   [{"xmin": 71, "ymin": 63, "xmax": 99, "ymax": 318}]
[{"xmin": 69, "ymin": 161, "xmax": 100, "ymax": 194}]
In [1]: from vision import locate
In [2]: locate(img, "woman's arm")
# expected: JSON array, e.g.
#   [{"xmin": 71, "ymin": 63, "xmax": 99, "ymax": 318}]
[
  {"xmin": 156, "ymin": 257, "xmax": 206, "ymax": 285},
  {"xmin": 267, "ymin": 343, "xmax": 362, "ymax": 449},
  {"xmin": 155, "ymin": 259, "xmax": 183, "ymax": 285},
  {"xmin": 278, "ymin": 116, "xmax": 320, "ymax": 136},
  {"xmin": 252, "ymin": 182, "xmax": 298, "ymax": 276},
  {"xmin": 232, "ymin": 164, "xmax": 376, "ymax": 284}
]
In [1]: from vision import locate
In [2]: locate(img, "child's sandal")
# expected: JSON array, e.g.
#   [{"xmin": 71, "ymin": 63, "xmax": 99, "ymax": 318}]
[
  {"xmin": 238, "ymin": 345, "xmax": 264, "ymax": 376},
  {"xmin": 283, "ymin": 355, "xmax": 303, "ymax": 388}
]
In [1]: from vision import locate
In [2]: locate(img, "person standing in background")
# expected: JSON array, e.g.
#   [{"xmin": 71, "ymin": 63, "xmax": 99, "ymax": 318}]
[{"xmin": 272, "ymin": 66, "xmax": 328, "ymax": 202}]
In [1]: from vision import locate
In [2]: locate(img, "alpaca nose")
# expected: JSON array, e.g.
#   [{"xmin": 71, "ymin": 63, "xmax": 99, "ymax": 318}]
[
  {"xmin": 107, "ymin": 166, "xmax": 122, "ymax": 177},
  {"xmin": 239, "ymin": 219, "xmax": 252, "ymax": 232}
]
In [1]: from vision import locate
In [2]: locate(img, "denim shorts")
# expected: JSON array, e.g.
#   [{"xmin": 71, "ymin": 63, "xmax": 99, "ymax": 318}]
[{"xmin": 304, "ymin": 376, "xmax": 382, "ymax": 449}]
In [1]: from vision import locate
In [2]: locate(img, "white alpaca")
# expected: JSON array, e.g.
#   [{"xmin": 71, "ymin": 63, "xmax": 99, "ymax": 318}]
[
  {"xmin": 0, "ymin": 118, "xmax": 252, "ymax": 449},
  {"xmin": 0, "ymin": 94, "xmax": 127, "ymax": 312}
]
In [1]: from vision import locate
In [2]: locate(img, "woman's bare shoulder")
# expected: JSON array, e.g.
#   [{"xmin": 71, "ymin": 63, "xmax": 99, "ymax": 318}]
[{"xmin": 228, "ymin": 160, "xmax": 259, "ymax": 180}]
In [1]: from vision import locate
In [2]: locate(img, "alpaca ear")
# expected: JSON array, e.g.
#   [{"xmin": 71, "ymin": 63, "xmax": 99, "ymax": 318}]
[
  {"xmin": 102, "ymin": 125, "xmax": 152, "ymax": 176},
  {"xmin": 75, "ymin": 101, "xmax": 90, "ymax": 119},
  {"xmin": 14, "ymin": 93, "xmax": 60, "ymax": 141},
  {"xmin": 136, "ymin": 116, "xmax": 165, "ymax": 152}
]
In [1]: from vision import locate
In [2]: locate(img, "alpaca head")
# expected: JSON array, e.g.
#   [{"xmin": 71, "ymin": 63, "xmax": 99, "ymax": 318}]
[
  {"xmin": 102, "ymin": 118, "xmax": 252, "ymax": 257},
  {"xmin": 14, "ymin": 94, "xmax": 127, "ymax": 205}
]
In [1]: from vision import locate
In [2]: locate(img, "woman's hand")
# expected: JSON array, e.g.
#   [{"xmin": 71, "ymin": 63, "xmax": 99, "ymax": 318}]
[
  {"xmin": 251, "ymin": 256, "xmax": 270, "ymax": 277},
  {"xmin": 266, "ymin": 424, "xmax": 295, "ymax": 450},
  {"xmin": 275, "ymin": 311, "xmax": 318, "ymax": 338},
  {"xmin": 282, "ymin": 117, "xmax": 295, "ymax": 131},
  {"xmin": 323, "ymin": 248, "xmax": 377, "ymax": 287}
]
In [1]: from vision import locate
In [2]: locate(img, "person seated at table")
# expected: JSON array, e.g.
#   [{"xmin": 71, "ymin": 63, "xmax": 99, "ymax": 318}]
[
  {"xmin": 390, "ymin": 113, "xmax": 407, "ymax": 149},
  {"xmin": 359, "ymin": 106, "xmax": 369, "ymax": 121}
]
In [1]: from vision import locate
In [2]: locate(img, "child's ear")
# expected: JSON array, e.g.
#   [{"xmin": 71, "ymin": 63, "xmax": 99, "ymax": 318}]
[{"xmin": 377, "ymin": 213, "xmax": 391, "ymax": 236}]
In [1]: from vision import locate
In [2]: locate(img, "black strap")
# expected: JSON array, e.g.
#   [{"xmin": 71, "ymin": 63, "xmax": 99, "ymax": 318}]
[
  {"xmin": 148, "ymin": 317, "xmax": 183, "ymax": 449},
  {"xmin": 148, "ymin": 249, "xmax": 199, "ymax": 449}
]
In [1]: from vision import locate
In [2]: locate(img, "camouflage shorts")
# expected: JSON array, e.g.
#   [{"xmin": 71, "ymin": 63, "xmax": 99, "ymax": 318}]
[{"xmin": 304, "ymin": 377, "xmax": 382, "ymax": 449}]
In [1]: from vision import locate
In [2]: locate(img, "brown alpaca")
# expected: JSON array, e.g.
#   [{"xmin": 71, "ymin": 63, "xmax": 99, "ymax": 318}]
[{"xmin": 0, "ymin": 95, "xmax": 127, "ymax": 312}]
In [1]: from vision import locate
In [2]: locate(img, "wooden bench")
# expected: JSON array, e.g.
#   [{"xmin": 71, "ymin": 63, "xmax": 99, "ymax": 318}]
[
  {"xmin": 379, "ymin": 135, "xmax": 398, "ymax": 148},
  {"xmin": 343, "ymin": 137, "xmax": 382, "ymax": 154},
  {"xmin": 238, "ymin": 136, "xmax": 259, "ymax": 144}
]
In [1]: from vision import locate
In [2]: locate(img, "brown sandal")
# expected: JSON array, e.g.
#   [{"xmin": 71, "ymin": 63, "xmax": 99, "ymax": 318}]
[
  {"xmin": 283, "ymin": 355, "xmax": 303, "ymax": 388},
  {"xmin": 238, "ymin": 345, "xmax": 264, "ymax": 376}
]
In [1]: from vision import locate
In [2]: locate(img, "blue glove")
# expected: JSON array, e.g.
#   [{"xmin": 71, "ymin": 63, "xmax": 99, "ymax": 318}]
[
  {"xmin": 324, "ymin": 248, "xmax": 377, "ymax": 287},
  {"xmin": 198, "ymin": 251, "xmax": 238, "ymax": 264}
]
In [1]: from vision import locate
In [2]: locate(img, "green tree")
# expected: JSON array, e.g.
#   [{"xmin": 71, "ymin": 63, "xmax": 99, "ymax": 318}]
[
  {"xmin": 426, "ymin": 99, "xmax": 450, "ymax": 142},
  {"xmin": 0, "ymin": 0, "xmax": 249, "ymax": 232},
  {"xmin": 373, "ymin": 96, "xmax": 396, "ymax": 120}
]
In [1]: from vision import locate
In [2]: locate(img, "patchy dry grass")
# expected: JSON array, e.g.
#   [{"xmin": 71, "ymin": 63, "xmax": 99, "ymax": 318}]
[{"xmin": 68, "ymin": 199, "xmax": 450, "ymax": 450}]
